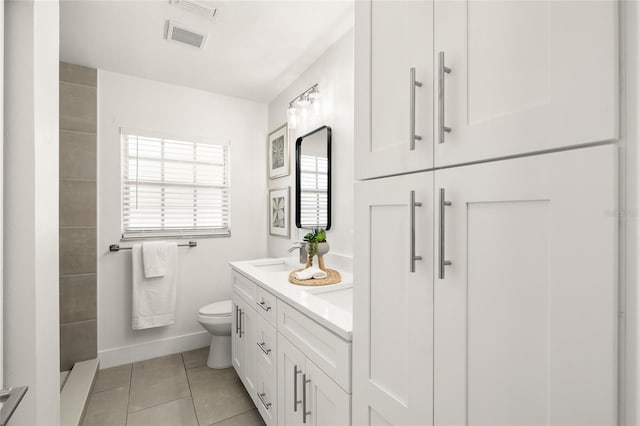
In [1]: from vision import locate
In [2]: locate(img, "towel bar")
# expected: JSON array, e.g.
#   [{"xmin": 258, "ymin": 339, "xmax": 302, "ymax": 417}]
[{"xmin": 109, "ymin": 241, "xmax": 197, "ymax": 252}]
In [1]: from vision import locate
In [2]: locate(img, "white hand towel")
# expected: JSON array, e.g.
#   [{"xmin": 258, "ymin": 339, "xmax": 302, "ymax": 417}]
[
  {"xmin": 132, "ymin": 243, "xmax": 178, "ymax": 330},
  {"xmin": 294, "ymin": 266, "xmax": 326, "ymax": 280},
  {"xmin": 142, "ymin": 241, "xmax": 168, "ymax": 278}
]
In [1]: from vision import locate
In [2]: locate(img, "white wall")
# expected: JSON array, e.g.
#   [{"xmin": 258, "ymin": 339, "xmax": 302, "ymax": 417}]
[
  {"xmin": 4, "ymin": 0, "xmax": 60, "ymax": 424},
  {"xmin": 267, "ymin": 29, "xmax": 354, "ymax": 258},
  {"xmin": 97, "ymin": 71, "xmax": 268, "ymax": 367}
]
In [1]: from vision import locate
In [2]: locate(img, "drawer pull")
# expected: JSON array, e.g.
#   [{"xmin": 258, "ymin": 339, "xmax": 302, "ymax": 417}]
[
  {"xmin": 257, "ymin": 300, "xmax": 272, "ymax": 312},
  {"xmin": 257, "ymin": 341, "xmax": 271, "ymax": 355},
  {"xmin": 258, "ymin": 392, "xmax": 272, "ymax": 410}
]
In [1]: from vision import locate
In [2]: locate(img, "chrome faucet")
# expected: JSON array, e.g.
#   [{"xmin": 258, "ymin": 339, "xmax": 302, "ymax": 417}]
[{"xmin": 288, "ymin": 242, "xmax": 308, "ymax": 264}]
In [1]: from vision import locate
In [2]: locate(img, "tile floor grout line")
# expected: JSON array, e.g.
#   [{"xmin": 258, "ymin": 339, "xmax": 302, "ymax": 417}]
[
  {"xmin": 124, "ymin": 363, "xmax": 133, "ymax": 426},
  {"xmin": 182, "ymin": 352, "xmax": 201, "ymax": 426},
  {"xmin": 208, "ymin": 407, "xmax": 258, "ymax": 426}
]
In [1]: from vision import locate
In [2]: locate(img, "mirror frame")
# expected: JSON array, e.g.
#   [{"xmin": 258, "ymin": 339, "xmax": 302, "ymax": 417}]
[{"xmin": 295, "ymin": 125, "xmax": 332, "ymax": 230}]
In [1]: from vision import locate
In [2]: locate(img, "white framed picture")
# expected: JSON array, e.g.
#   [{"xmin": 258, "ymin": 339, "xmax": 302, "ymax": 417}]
[
  {"xmin": 268, "ymin": 123, "xmax": 289, "ymax": 179},
  {"xmin": 269, "ymin": 187, "xmax": 290, "ymax": 237}
]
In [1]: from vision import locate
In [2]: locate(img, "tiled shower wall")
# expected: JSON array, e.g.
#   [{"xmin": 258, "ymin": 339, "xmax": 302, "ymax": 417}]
[{"xmin": 59, "ymin": 62, "xmax": 98, "ymax": 371}]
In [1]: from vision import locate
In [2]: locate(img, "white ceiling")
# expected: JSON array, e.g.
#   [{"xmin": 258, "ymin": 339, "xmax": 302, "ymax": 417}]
[{"xmin": 60, "ymin": 0, "xmax": 354, "ymax": 103}]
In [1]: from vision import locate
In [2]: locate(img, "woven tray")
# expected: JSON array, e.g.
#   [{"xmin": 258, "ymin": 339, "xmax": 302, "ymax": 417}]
[{"xmin": 288, "ymin": 268, "xmax": 342, "ymax": 286}]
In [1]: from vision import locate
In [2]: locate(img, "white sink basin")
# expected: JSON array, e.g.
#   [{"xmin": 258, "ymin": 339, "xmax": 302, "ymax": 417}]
[
  {"xmin": 249, "ymin": 258, "xmax": 302, "ymax": 273},
  {"xmin": 309, "ymin": 287, "xmax": 353, "ymax": 311}
]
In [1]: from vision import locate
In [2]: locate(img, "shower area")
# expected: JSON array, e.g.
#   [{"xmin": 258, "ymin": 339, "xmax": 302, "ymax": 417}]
[{"xmin": 58, "ymin": 61, "xmax": 99, "ymax": 425}]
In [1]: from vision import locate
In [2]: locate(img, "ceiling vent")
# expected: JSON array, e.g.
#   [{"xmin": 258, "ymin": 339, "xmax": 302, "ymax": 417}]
[
  {"xmin": 170, "ymin": 0, "xmax": 217, "ymax": 19},
  {"xmin": 166, "ymin": 21, "xmax": 207, "ymax": 49}
]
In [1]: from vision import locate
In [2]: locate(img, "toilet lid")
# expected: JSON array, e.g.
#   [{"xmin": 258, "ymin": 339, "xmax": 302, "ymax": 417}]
[{"xmin": 199, "ymin": 300, "xmax": 232, "ymax": 317}]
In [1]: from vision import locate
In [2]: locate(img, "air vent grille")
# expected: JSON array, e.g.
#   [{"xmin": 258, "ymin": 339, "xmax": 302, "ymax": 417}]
[
  {"xmin": 166, "ymin": 21, "xmax": 207, "ymax": 49},
  {"xmin": 170, "ymin": 0, "xmax": 217, "ymax": 19}
]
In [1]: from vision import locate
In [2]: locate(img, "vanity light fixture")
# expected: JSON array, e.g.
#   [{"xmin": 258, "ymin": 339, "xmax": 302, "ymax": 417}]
[
  {"xmin": 287, "ymin": 83, "xmax": 320, "ymax": 130},
  {"xmin": 287, "ymin": 105, "xmax": 297, "ymax": 130}
]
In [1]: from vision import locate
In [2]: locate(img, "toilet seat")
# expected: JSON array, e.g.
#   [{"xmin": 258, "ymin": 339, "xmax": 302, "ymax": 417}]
[{"xmin": 199, "ymin": 300, "xmax": 232, "ymax": 317}]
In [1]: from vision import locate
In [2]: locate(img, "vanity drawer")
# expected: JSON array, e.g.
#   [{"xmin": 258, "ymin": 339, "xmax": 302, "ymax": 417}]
[
  {"xmin": 277, "ymin": 300, "xmax": 351, "ymax": 392},
  {"xmin": 256, "ymin": 286, "xmax": 277, "ymax": 326},
  {"xmin": 256, "ymin": 356, "xmax": 277, "ymax": 426},
  {"xmin": 257, "ymin": 316, "xmax": 277, "ymax": 370},
  {"xmin": 232, "ymin": 270, "xmax": 257, "ymax": 306}
]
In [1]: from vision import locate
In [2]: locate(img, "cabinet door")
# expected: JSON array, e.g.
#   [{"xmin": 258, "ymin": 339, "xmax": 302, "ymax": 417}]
[
  {"xmin": 434, "ymin": 0, "xmax": 618, "ymax": 167},
  {"xmin": 434, "ymin": 145, "xmax": 617, "ymax": 426},
  {"xmin": 353, "ymin": 172, "xmax": 434, "ymax": 425},
  {"xmin": 231, "ymin": 296, "xmax": 244, "ymax": 378},
  {"xmin": 355, "ymin": 0, "xmax": 434, "ymax": 179},
  {"xmin": 240, "ymin": 300, "xmax": 258, "ymax": 404},
  {"xmin": 305, "ymin": 360, "xmax": 351, "ymax": 426},
  {"xmin": 278, "ymin": 334, "xmax": 306, "ymax": 426}
]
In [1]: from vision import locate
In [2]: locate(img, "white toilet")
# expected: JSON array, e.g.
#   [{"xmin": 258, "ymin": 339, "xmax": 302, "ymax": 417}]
[{"xmin": 197, "ymin": 300, "xmax": 232, "ymax": 369}]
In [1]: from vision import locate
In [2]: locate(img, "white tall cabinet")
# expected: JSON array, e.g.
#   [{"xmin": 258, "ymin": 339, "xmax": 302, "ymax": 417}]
[
  {"xmin": 353, "ymin": 172, "xmax": 434, "ymax": 425},
  {"xmin": 353, "ymin": 1, "xmax": 619, "ymax": 425},
  {"xmin": 434, "ymin": 146, "xmax": 617, "ymax": 426},
  {"xmin": 434, "ymin": 0, "xmax": 618, "ymax": 167},
  {"xmin": 355, "ymin": 0, "xmax": 434, "ymax": 179},
  {"xmin": 355, "ymin": 0, "xmax": 618, "ymax": 180}
]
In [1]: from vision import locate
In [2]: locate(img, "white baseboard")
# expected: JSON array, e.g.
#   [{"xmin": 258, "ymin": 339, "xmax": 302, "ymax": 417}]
[{"xmin": 98, "ymin": 331, "xmax": 211, "ymax": 368}]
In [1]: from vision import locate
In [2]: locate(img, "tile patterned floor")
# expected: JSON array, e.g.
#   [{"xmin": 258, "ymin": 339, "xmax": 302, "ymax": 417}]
[{"xmin": 82, "ymin": 348, "xmax": 265, "ymax": 426}]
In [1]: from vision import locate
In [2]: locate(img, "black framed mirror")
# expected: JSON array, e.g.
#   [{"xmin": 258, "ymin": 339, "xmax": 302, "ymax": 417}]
[{"xmin": 295, "ymin": 126, "xmax": 331, "ymax": 230}]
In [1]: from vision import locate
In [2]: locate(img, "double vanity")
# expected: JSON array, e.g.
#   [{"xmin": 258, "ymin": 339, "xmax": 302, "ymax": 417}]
[{"xmin": 229, "ymin": 255, "xmax": 353, "ymax": 426}]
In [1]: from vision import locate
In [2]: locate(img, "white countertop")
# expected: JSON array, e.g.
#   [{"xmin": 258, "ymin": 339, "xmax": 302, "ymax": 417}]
[{"xmin": 229, "ymin": 256, "xmax": 353, "ymax": 341}]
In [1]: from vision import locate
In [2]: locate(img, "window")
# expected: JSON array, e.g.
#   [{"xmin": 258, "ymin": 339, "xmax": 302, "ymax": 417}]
[
  {"xmin": 121, "ymin": 130, "xmax": 230, "ymax": 238},
  {"xmin": 299, "ymin": 154, "xmax": 328, "ymax": 228}
]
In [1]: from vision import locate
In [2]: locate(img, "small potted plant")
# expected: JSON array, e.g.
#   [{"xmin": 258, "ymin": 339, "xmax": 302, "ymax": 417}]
[{"xmin": 303, "ymin": 228, "xmax": 329, "ymax": 268}]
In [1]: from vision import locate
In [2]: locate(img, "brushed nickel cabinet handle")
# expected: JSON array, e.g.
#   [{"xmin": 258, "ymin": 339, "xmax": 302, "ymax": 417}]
[
  {"xmin": 302, "ymin": 374, "xmax": 312, "ymax": 424},
  {"xmin": 257, "ymin": 300, "xmax": 271, "ymax": 312},
  {"xmin": 293, "ymin": 365, "xmax": 302, "ymax": 412},
  {"xmin": 235, "ymin": 304, "xmax": 239, "ymax": 335},
  {"xmin": 239, "ymin": 309, "xmax": 244, "ymax": 338},
  {"xmin": 258, "ymin": 392, "xmax": 272, "ymax": 410},
  {"xmin": 257, "ymin": 342, "xmax": 271, "ymax": 355},
  {"xmin": 410, "ymin": 67, "xmax": 423, "ymax": 150},
  {"xmin": 410, "ymin": 190, "xmax": 423, "ymax": 273},
  {"xmin": 438, "ymin": 52, "xmax": 452, "ymax": 144},
  {"xmin": 438, "ymin": 188, "xmax": 453, "ymax": 279}
]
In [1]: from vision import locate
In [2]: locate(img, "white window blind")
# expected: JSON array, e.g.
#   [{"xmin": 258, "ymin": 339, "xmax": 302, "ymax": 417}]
[
  {"xmin": 299, "ymin": 154, "xmax": 328, "ymax": 228},
  {"xmin": 121, "ymin": 131, "xmax": 230, "ymax": 238}
]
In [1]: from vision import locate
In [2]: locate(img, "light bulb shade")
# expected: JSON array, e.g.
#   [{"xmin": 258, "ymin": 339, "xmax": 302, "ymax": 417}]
[
  {"xmin": 287, "ymin": 106, "xmax": 297, "ymax": 129},
  {"xmin": 310, "ymin": 90, "xmax": 321, "ymax": 114},
  {"xmin": 297, "ymin": 94, "xmax": 310, "ymax": 106}
]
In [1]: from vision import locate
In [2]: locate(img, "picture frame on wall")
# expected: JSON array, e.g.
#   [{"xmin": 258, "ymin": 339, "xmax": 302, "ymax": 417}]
[
  {"xmin": 268, "ymin": 123, "xmax": 289, "ymax": 179},
  {"xmin": 269, "ymin": 187, "xmax": 290, "ymax": 237}
]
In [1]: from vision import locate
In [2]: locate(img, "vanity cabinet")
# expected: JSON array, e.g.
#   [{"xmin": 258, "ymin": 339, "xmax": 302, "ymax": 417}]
[
  {"xmin": 231, "ymin": 294, "xmax": 257, "ymax": 404},
  {"xmin": 353, "ymin": 145, "xmax": 618, "ymax": 425},
  {"xmin": 355, "ymin": 0, "xmax": 618, "ymax": 178},
  {"xmin": 278, "ymin": 333, "xmax": 350, "ymax": 426},
  {"xmin": 231, "ymin": 269, "xmax": 352, "ymax": 426}
]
